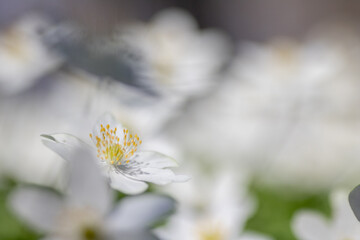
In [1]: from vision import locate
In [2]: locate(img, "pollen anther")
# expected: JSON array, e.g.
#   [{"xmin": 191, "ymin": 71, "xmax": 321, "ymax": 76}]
[{"xmin": 91, "ymin": 124, "xmax": 141, "ymax": 166}]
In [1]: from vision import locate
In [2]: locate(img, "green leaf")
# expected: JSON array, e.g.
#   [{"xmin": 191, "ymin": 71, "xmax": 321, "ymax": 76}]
[
  {"xmin": 245, "ymin": 183, "xmax": 331, "ymax": 240},
  {"xmin": 0, "ymin": 179, "xmax": 41, "ymax": 240}
]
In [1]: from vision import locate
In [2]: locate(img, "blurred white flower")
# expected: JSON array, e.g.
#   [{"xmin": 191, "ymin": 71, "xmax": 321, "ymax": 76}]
[
  {"xmin": 118, "ymin": 8, "xmax": 230, "ymax": 99},
  {"xmin": 155, "ymin": 170, "xmax": 271, "ymax": 240},
  {"xmin": 79, "ymin": 70, "xmax": 182, "ymax": 138},
  {"xmin": 41, "ymin": 113, "xmax": 189, "ymax": 195},
  {"xmin": 244, "ymin": 33, "xmax": 360, "ymax": 191},
  {"xmin": 168, "ymin": 27, "xmax": 360, "ymax": 191},
  {"xmin": 0, "ymin": 14, "xmax": 62, "ymax": 95},
  {"xmin": 9, "ymin": 149, "xmax": 175, "ymax": 240},
  {"xmin": 292, "ymin": 190, "xmax": 360, "ymax": 240},
  {"xmin": 0, "ymin": 75, "xmax": 93, "ymax": 186}
]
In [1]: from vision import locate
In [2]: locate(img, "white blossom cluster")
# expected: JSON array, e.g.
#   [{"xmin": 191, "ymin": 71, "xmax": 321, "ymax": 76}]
[{"xmin": 1, "ymin": 7, "xmax": 360, "ymax": 240}]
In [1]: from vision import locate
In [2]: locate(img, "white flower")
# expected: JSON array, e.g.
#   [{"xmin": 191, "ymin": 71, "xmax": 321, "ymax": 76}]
[
  {"xmin": 41, "ymin": 113, "xmax": 189, "ymax": 195},
  {"xmin": 0, "ymin": 68, "xmax": 179, "ymax": 187},
  {"xmin": 155, "ymin": 170, "xmax": 272, "ymax": 240},
  {"xmin": 118, "ymin": 8, "xmax": 230, "ymax": 99},
  {"xmin": 9, "ymin": 149, "xmax": 175, "ymax": 240},
  {"xmin": 0, "ymin": 14, "xmax": 62, "ymax": 95},
  {"xmin": 241, "ymin": 33, "xmax": 360, "ymax": 191},
  {"xmin": 292, "ymin": 190, "xmax": 360, "ymax": 240},
  {"xmin": 0, "ymin": 74, "xmax": 93, "ymax": 186},
  {"xmin": 169, "ymin": 28, "xmax": 360, "ymax": 191},
  {"xmin": 74, "ymin": 69, "xmax": 182, "ymax": 138}
]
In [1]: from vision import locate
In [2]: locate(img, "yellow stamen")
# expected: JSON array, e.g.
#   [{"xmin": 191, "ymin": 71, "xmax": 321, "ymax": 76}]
[{"xmin": 91, "ymin": 125, "xmax": 142, "ymax": 166}]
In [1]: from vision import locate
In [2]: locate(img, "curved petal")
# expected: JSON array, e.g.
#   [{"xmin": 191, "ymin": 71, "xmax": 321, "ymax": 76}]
[
  {"xmin": 41, "ymin": 133, "xmax": 91, "ymax": 161},
  {"xmin": 109, "ymin": 171, "xmax": 148, "ymax": 195},
  {"xmin": 65, "ymin": 149, "xmax": 113, "ymax": 215},
  {"xmin": 131, "ymin": 151, "xmax": 179, "ymax": 168},
  {"xmin": 106, "ymin": 194, "xmax": 175, "ymax": 232},
  {"xmin": 130, "ymin": 168, "xmax": 190, "ymax": 185},
  {"xmin": 292, "ymin": 210, "xmax": 331, "ymax": 240},
  {"xmin": 9, "ymin": 186, "xmax": 63, "ymax": 233}
]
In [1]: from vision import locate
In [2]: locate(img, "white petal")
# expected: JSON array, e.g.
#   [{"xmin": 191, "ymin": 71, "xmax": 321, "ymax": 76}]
[
  {"xmin": 106, "ymin": 194, "xmax": 175, "ymax": 232},
  {"xmin": 152, "ymin": 8, "xmax": 196, "ymax": 32},
  {"xmin": 109, "ymin": 171, "xmax": 148, "ymax": 195},
  {"xmin": 131, "ymin": 151, "xmax": 179, "ymax": 168},
  {"xmin": 41, "ymin": 133, "xmax": 91, "ymax": 161},
  {"xmin": 238, "ymin": 232, "xmax": 274, "ymax": 240},
  {"xmin": 109, "ymin": 231, "xmax": 158, "ymax": 240},
  {"xmin": 172, "ymin": 174, "xmax": 192, "ymax": 182},
  {"xmin": 153, "ymin": 211, "xmax": 196, "ymax": 240},
  {"xmin": 130, "ymin": 168, "xmax": 190, "ymax": 185},
  {"xmin": 9, "ymin": 186, "xmax": 63, "ymax": 233},
  {"xmin": 65, "ymin": 149, "xmax": 113, "ymax": 215},
  {"xmin": 292, "ymin": 210, "xmax": 331, "ymax": 240},
  {"xmin": 331, "ymin": 190, "xmax": 360, "ymax": 235}
]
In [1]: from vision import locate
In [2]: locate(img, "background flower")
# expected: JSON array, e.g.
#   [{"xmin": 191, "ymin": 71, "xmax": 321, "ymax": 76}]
[
  {"xmin": 0, "ymin": 14, "xmax": 62, "ymax": 95},
  {"xmin": 156, "ymin": 169, "xmax": 272, "ymax": 240},
  {"xmin": 9, "ymin": 149, "xmax": 175, "ymax": 240},
  {"xmin": 166, "ymin": 27, "xmax": 360, "ymax": 192},
  {"xmin": 292, "ymin": 190, "xmax": 360, "ymax": 240},
  {"xmin": 117, "ymin": 8, "xmax": 230, "ymax": 100}
]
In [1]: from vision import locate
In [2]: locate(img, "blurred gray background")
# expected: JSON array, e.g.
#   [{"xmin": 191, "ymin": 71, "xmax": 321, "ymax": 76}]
[{"xmin": 2, "ymin": 0, "xmax": 360, "ymax": 40}]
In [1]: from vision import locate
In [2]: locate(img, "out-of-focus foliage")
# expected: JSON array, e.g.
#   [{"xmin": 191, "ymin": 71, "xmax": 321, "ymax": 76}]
[
  {"xmin": 245, "ymin": 183, "xmax": 331, "ymax": 240},
  {"xmin": 0, "ymin": 180, "xmax": 40, "ymax": 240}
]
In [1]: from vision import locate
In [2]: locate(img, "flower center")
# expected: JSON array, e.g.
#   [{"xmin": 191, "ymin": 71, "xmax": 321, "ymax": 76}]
[
  {"xmin": 197, "ymin": 221, "xmax": 225, "ymax": 240},
  {"xmin": 82, "ymin": 226, "xmax": 99, "ymax": 240},
  {"xmin": 90, "ymin": 124, "xmax": 142, "ymax": 166},
  {"xmin": 199, "ymin": 229, "xmax": 224, "ymax": 240},
  {"xmin": 55, "ymin": 207, "xmax": 103, "ymax": 240}
]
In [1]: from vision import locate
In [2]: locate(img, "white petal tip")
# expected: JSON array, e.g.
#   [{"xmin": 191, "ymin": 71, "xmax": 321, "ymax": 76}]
[
  {"xmin": 173, "ymin": 175, "xmax": 191, "ymax": 182},
  {"xmin": 109, "ymin": 173, "xmax": 149, "ymax": 195},
  {"xmin": 111, "ymin": 182, "xmax": 149, "ymax": 195},
  {"xmin": 40, "ymin": 134, "xmax": 56, "ymax": 142}
]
